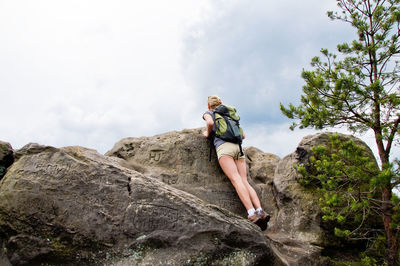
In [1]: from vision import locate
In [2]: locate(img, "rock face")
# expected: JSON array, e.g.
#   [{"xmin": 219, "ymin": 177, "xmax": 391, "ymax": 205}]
[
  {"xmin": 105, "ymin": 128, "xmax": 279, "ymax": 219},
  {"xmin": 0, "ymin": 143, "xmax": 275, "ymax": 265},
  {"xmin": 0, "ymin": 141, "xmax": 14, "ymax": 180},
  {"xmin": 0, "ymin": 130, "xmax": 377, "ymax": 265},
  {"xmin": 267, "ymin": 133, "xmax": 377, "ymax": 264}
]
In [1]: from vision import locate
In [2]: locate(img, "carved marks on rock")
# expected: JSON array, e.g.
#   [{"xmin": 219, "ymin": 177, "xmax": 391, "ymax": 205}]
[
  {"xmin": 131, "ymin": 204, "xmax": 180, "ymax": 233},
  {"xmin": 127, "ymin": 203, "xmax": 218, "ymax": 235},
  {"xmin": 33, "ymin": 162, "xmax": 72, "ymax": 177},
  {"xmin": 149, "ymin": 149, "xmax": 165, "ymax": 162}
]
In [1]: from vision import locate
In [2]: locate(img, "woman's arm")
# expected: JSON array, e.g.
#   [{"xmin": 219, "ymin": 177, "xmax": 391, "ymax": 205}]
[{"xmin": 203, "ymin": 113, "xmax": 214, "ymax": 138}]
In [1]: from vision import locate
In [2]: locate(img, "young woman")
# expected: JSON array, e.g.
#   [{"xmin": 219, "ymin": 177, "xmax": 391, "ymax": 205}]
[{"xmin": 202, "ymin": 95, "xmax": 269, "ymax": 224}]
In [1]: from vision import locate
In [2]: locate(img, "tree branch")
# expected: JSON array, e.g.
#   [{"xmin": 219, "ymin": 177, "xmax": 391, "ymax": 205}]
[{"xmin": 385, "ymin": 116, "xmax": 400, "ymax": 160}]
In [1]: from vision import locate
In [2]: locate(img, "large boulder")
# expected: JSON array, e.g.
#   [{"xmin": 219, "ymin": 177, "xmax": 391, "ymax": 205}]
[
  {"xmin": 266, "ymin": 132, "xmax": 378, "ymax": 264},
  {"xmin": 0, "ymin": 141, "xmax": 14, "ymax": 180},
  {"xmin": 105, "ymin": 129, "xmax": 379, "ymax": 264},
  {"xmin": 0, "ymin": 143, "xmax": 276, "ymax": 265},
  {"xmin": 0, "ymin": 130, "xmax": 378, "ymax": 265},
  {"xmin": 105, "ymin": 128, "xmax": 280, "ymax": 220}
]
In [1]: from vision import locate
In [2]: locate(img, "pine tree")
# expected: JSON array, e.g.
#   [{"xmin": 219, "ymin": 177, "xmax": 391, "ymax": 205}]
[
  {"xmin": 280, "ymin": 0, "xmax": 400, "ymax": 264},
  {"xmin": 296, "ymin": 135, "xmax": 391, "ymax": 262}
]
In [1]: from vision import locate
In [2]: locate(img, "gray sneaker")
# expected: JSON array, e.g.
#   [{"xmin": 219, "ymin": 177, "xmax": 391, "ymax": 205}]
[
  {"xmin": 256, "ymin": 210, "xmax": 270, "ymax": 223},
  {"xmin": 248, "ymin": 214, "xmax": 259, "ymax": 223},
  {"xmin": 255, "ymin": 210, "xmax": 270, "ymax": 231}
]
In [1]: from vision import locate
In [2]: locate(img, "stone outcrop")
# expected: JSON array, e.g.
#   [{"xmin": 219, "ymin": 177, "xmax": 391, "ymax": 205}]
[
  {"xmin": 0, "ymin": 141, "xmax": 14, "ymax": 180},
  {"xmin": 0, "ymin": 130, "xmax": 377, "ymax": 265},
  {"xmin": 105, "ymin": 129, "xmax": 279, "ymax": 220},
  {"xmin": 267, "ymin": 133, "xmax": 377, "ymax": 264},
  {"xmin": 106, "ymin": 130, "xmax": 376, "ymax": 264},
  {"xmin": 0, "ymin": 143, "xmax": 275, "ymax": 265}
]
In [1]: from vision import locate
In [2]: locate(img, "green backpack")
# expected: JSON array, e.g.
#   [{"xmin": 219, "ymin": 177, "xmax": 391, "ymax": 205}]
[{"xmin": 209, "ymin": 104, "xmax": 244, "ymax": 160}]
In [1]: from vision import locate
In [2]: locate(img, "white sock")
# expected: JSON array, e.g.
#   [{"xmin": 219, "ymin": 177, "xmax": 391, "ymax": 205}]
[
  {"xmin": 247, "ymin": 208, "xmax": 256, "ymax": 216},
  {"xmin": 256, "ymin": 207, "xmax": 263, "ymax": 213}
]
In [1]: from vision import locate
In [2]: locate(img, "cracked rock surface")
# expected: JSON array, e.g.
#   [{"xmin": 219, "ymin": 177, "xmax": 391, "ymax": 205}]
[
  {"xmin": 0, "ymin": 129, "xmax": 376, "ymax": 265},
  {"xmin": 0, "ymin": 143, "xmax": 275, "ymax": 265}
]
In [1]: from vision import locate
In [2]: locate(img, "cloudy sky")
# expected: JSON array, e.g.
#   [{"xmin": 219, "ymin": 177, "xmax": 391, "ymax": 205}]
[{"xmin": 0, "ymin": 0, "xmax": 395, "ymax": 160}]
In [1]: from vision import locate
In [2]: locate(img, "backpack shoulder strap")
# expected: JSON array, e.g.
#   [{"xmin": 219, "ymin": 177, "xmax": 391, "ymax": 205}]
[
  {"xmin": 239, "ymin": 142, "xmax": 244, "ymax": 156},
  {"xmin": 208, "ymin": 111, "xmax": 216, "ymax": 161}
]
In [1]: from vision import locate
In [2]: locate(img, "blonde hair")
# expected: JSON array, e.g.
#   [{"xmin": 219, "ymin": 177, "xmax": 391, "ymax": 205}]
[{"xmin": 208, "ymin": 95, "xmax": 222, "ymax": 109}]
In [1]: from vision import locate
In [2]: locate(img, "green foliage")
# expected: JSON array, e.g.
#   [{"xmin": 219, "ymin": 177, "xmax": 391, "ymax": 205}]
[
  {"xmin": 359, "ymin": 255, "xmax": 378, "ymax": 265},
  {"xmin": 298, "ymin": 135, "xmax": 382, "ymax": 243},
  {"xmin": 280, "ymin": 0, "xmax": 400, "ymax": 154},
  {"xmin": 280, "ymin": 1, "xmax": 400, "ymax": 263}
]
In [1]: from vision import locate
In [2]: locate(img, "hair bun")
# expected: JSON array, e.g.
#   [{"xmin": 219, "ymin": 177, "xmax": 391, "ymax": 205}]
[{"xmin": 208, "ymin": 95, "xmax": 222, "ymax": 109}]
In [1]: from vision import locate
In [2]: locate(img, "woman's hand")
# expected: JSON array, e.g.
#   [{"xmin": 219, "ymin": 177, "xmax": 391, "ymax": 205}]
[{"xmin": 203, "ymin": 113, "xmax": 214, "ymax": 139}]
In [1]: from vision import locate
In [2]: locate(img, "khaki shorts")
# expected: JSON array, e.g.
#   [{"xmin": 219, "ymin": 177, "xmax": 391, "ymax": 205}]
[{"xmin": 216, "ymin": 142, "xmax": 245, "ymax": 160}]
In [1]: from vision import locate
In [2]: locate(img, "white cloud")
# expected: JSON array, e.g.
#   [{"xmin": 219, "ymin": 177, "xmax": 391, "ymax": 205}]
[
  {"xmin": 244, "ymin": 123, "xmax": 318, "ymax": 157},
  {"xmin": 244, "ymin": 123, "xmax": 400, "ymax": 164},
  {"xmin": 2, "ymin": 0, "xmax": 397, "ymax": 164},
  {"xmin": 0, "ymin": 0, "xmax": 209, "ymax": 152},
  {"xmin": 181, "ymin": 0, "xmax": 354, "ymax": 121}
]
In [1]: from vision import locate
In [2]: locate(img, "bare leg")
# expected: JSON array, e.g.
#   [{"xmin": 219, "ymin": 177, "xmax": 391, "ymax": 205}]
[
  {"xmin": 235, "ymin": 159, "xmax": 262, "ymax": 209},
  {"xmin": 218, "ymin": 156, "xmax": 254, "ymax": 211}
]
